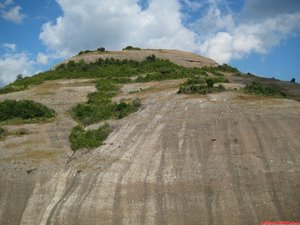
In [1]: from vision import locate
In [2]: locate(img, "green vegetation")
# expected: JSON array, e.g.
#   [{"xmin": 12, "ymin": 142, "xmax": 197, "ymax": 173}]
[
  {"xmin": 0, "ymin": 54, "xmax": 240, "ymax": 151},
  {"xmin": 78, "ymin": 47, "xmax": 106, "ymax": 55},
  {"xmin": 244, "ymin": 82, "xmax": 286, "ymax": 98},
  {"xmin": 178, "ymin": 77, "xmax": 226, "ymax": 94},
  {"xmin": 123, "ymin": 46, "xmax": 141, "ymax": 50},
  {"xmin": 216, "ymin": 64, "xmax": 239, "ymax": 73},
  {"xmin": 291, "ymin": 78, "xmax": 296, "ymax": 83},
  {"xmin": 0, "ymin": 100, "xmax": 55, "ymax": 122},
  {"xmin": 14, "ymin": 128, "xmax": 30, "ymax": 136},
  {"xmin": 78, "ymin": 50, "xmax": 93, "ymax": 55},
  {"xmin": 0, "ymin": 56, "xmax": 235, "ymax": 94},
  {"xmin": 69, "ymin": 124, "xmax": 111, "ymax": 151},
  {"xmin": 97, "ymin": 47, "xmax": 106, "ymax": 52},
  {"xmin": 72, "ymin": 80, "xmax": 141, "ymax": 125}
]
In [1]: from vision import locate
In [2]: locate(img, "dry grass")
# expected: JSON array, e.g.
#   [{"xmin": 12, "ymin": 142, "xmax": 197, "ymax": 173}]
[{"xmin": 2, "ymin": 149, "xmax": 60, "ymax": 162}]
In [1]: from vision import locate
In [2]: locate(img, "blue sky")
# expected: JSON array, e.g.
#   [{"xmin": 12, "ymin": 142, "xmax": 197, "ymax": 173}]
[{"xmin": 0, "ymin": 0, "xmax": 300, "ymax": 86}]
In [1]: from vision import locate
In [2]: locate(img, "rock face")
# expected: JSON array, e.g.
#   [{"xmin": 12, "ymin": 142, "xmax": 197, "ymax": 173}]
[{"xmin": 1, "ymin": 51, "xmax": 300, "ymax": 225}]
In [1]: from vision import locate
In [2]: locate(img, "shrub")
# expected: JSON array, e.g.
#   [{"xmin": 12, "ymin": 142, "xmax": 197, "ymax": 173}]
[
  {"xmin": 183, "ymin": 77, "xmax": 206, "ymax": 86},
  {"xmin": 123, "ymin": 46, "xmax": 141, "ymax": 50},
  {"xmin": 0, "ymin": 99, "xmax": 55, "ymax": 122},
  {"xmin": 217, "ymin": 64, "xmax": 239, "ymax": 73},
  {"xmin": 291, "ymin": 78, "xmax": 296, "ymax": 83},
  {"xmin": 69, "ymin": 124, "xmax": 111, "ymax": 151},
  {"xmin": 146, "ymin": 54, "xmax": 156, "ymax": 62},
  {"xmin": 178, "ymin": 77, "xmax": 226, "ymax": 95},
  {"xmin": 16, "ymin": 74, "xmax": 23, "ymax": 80},
  {"xmin": 78, "ymin": 50, "xmax": 93, "ymax": 55},
  {"xmin": 97, "ymin": 47, "xmax": 105, "ymax": 52},
  {"xmin": 244, "ymin": 82, "xmax": 286, "ymax": 98},
  {"xmin": 0, "ymin": 127, "xmax": 6, "ymax": 139},
  {"xmin": 15, "ymin": 128, "xmax": 30, "ymax": 135},
  {"xmin": 205, "ymin": 78, "xmax": 215, "ymax": 88},
  {"xmin": 113, "ymin": 99, "xmax": 141, "ymax": 119},
  {"xmin": 178, "ymin": 84, "xmax": 225, "ymax": 94}
]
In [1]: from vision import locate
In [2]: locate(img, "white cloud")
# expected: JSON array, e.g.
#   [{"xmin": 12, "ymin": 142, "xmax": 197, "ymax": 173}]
[
  {"xmin": 181, "ymin": 0, "xmax": 203, "ymax": 11},
  {"xmin": 2, "ymin": 43, "xmax": 16, "ymax": 51},
  {"xmin": 197, "ymin": 12, "xmax": 300, "ymax": 64},
  {"xmin": 38, "ymin": 0, "xmax": 300, "ymax": 65},
  {"xmin": 1, "ymin": 5, "xmax": 25, "ymax": 24},
  {"xmin": 0, "ymin": 53, "xmax": 34, "ymax": 84},
  {"xmin": 39, "ymin": 0, "xmax": 196, "ymax": 56},
  {"xmin": 36, "ymin": 52, "xmax": 49, "ymax": 65}
]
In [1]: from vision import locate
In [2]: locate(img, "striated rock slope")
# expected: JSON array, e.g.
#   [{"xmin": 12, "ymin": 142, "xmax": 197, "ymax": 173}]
[{"xmin": 0, "ymin": 50, "xmax": 300, "ymax": 225}]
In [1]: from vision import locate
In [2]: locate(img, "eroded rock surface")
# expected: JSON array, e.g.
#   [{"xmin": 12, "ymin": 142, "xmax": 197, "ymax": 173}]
[{"xmin": 0, "ymin": 79, "xmax": 300, "ymax": 225}]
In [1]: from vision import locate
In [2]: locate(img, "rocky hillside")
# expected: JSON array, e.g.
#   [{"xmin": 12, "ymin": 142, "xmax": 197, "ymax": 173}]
[
  {"xmin": 0, "ymin": 49, "xmax": 299, "ymax": 225},
  {"xmin": 61, "ymin": 49, "xmax": 218, "ymax": 68}
]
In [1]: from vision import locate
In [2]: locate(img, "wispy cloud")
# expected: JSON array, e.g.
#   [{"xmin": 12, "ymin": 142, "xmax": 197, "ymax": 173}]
[
  {"xmin": 1, "ymin": 5, "xmax": 26, "ymax": 24},
  {"xmin": 2, "ymin": 43, "xmax": 16, "ymax": 51},
  {"xmin": 0, "ymin": 0, "xmax": 13, "ymax": 9}
]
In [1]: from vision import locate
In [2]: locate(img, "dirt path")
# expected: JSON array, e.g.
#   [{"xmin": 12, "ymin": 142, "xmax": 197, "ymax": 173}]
[{"xmin": 1, "ymin": 80, "xmax": 300, "ymax": 225}]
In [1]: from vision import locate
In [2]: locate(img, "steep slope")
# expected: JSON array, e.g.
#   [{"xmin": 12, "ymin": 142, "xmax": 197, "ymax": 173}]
[{"xmin": 0, "ymin": 50, "xmax": 300, "ymax": 225}]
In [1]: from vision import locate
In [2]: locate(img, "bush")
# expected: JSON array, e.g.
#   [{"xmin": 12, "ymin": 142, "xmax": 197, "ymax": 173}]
[
  {"xmin": 178, "ymin": 77, "xmax": 226, "ymax": 94},
  {"xmin": 15, "ymin": 128, "xmax": 30, "ymax": 135},
  {"xmin": 206, "ymin": 78, "xmax": 215, "ymax": 88},
  {"xmin": 97, "ymin": 47, "xmax": 105, "ymax": 52},
  {"xmin": 244, "ymin": 82, "xmax": 286, "ymax": 98},
  {"xmin": 69, "ymin": 124, "xmax": 111, "ymax": 151},
  {"xmin": 291, "ymin": 78, "xmax": 296, "ymax": 83},
  {"xmin": 123, "ymin": 46, "xmax": 141, "ymax": 50},
  {"xmin": 217, "ymin": 64, "xmax": 239, "ymax": 73},
  {"xmin": 178, "ymin": 84, "xmax": 225, "ymax": 94},
  {"xmin": 0, "ymin": 127, "xmax": 6, "ymax": 139},
  {"xmin": 113, "ymin": 99, "xmax": 141, "ymax": 119},
  {"xmin": 78, "ymin": 50, "xmax": 93, "ymax": 55},
  {"xmin": 0, "ymin": 100, "xmax": 55, "ymax": 122},
  {"xmin": 72, "ymin": 79, "xmax": 141, "ymax": 125}
]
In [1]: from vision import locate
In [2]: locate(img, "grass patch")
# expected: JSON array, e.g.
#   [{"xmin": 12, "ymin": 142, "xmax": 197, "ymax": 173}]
[
  {"xmin": 70, "ymin": 79, "xmax": 142, "ymax": 151},
  {"xmin": 0, "ymin": 127, "xmax": 7, "ymax": 140},
  {"xmin": 14, "ymin": 128, "xmax": 30, "ymax": 136},
  {"xmin": 72, "ymin": 80, "xmax": 141, "ymax": 125},
  {"xmin": 178, "ymin": 77, "xmax": 227, "ymax": 94},
  {"xmin": 0, "ymin": 100, "xmax": 55, "ymax": 123},
  {"xmin": 69, "ymin": 124, "xmax": 111, "ymax": 151},
  {"xmin": 244, "ymin": 82, "xmax": 286, "ymax": 98}
]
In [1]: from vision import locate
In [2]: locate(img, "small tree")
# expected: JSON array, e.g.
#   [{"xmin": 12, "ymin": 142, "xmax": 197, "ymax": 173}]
[
  {"xmin": 291, "ymin": 78, "xmax": 296, "ymax": 83},
  {"xmin": 206, "ymin": 78, "xmax": 215, "ymax": 88},
  {"xmin": 98, "ymin": 47, "xmax": 105, "ymax": 52},
  {"xmin": 16, "ymin": 74, "xmax": 23, "ymax": 80}
]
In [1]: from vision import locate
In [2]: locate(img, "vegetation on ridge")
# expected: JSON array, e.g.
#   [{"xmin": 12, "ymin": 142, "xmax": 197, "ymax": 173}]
[{"xmin": 0, "ymin": 55, "xmax": 237, "ymax": 94}]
